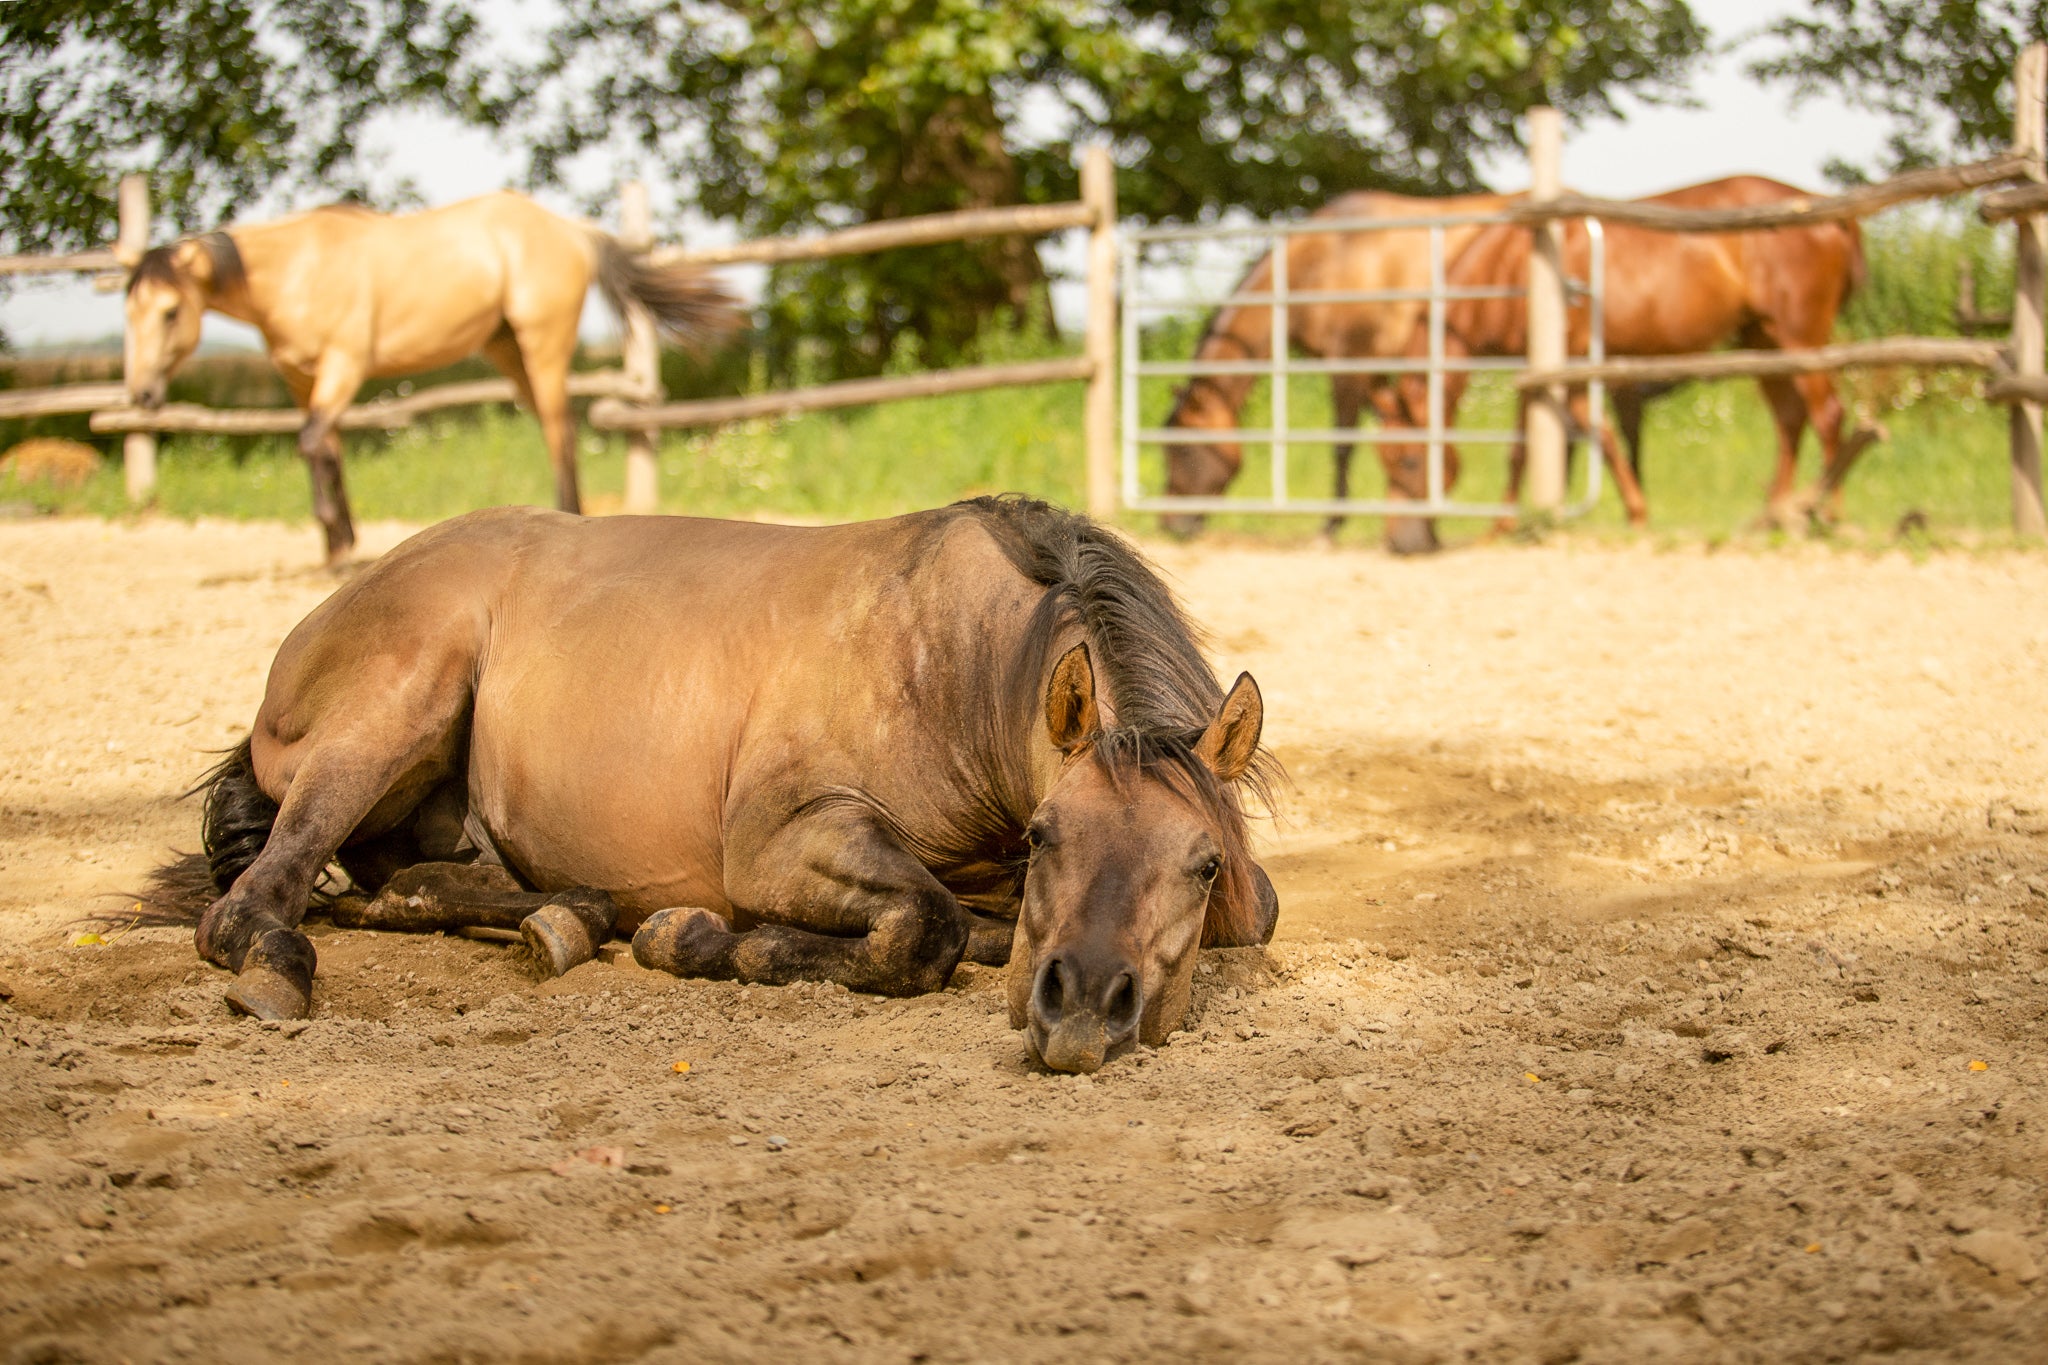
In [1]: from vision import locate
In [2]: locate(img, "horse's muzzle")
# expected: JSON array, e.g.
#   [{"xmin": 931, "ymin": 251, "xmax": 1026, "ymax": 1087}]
[
  {"xmin": 130, "ymin": 383, "xmax": 166, "ymax": 412},
  {"xmin": 1027, "ymin": 950, "xmax": 1142, "ymax": 1074}
]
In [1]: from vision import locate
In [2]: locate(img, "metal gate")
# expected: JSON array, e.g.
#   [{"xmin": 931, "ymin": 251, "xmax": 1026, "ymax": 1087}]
[{"xmin": 1119, "ymin": 211, "xmax": 1607, "ymax": 519}]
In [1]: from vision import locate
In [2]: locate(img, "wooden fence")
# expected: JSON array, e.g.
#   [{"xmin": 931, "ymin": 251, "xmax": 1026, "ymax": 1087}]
[
  {"xmin": 1510, "ymin": 44, "xmax": 2048, "ymax": 537},
  {"xmin": 0, "ymin": 149, "xmax": 1120, "ymax": 518}
]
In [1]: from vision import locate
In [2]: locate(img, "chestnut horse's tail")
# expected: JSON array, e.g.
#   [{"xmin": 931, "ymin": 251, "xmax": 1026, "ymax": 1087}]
[
  {"xmin": 593, "ymin": 235, "xmax": 739, "ymax": 351},
  {"xmin": 139, "ymin": 738, "xmax": 279, "ymax": 925}
]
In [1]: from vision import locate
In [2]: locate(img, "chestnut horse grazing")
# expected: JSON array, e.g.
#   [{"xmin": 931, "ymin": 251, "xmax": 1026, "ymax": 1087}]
[
  {"xmin": 123, "ymin": 192, "xmax": 733, "ymax": 564},
  {"xmin": 1161, "ymin": 191, "xmax": 1510, "ymax": 552},
  {"xmin": 151, "ymin": 498, "xmax": 1279, "ymax": 1075},
  {"xmin": 1389, "ymin": 175, "xmax": 1875, "ymax": 537}
]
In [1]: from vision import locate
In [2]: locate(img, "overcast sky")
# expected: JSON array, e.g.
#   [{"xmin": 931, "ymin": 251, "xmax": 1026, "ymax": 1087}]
[{"xmin": 5, "ymin": 0, "xmax": 1889, "ymax": 350}]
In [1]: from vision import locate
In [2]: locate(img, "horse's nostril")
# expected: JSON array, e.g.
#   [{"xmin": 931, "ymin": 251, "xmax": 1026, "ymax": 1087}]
[
  {"xmin": 1034, "ymin": 956, "xmax": 1071, "ymax": 1023},
  {"xmin": 1105, "ymin": 972, "xmax": 1139, "ymax": 1033}
]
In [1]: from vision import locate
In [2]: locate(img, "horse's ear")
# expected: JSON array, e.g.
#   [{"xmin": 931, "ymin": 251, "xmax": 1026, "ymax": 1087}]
[
  {"xmin": 1194, "ymin": 673, "xmax": 1262, "ymax": 782},
  {"xmin": 1044, "ymin": 642, "xmax": 1099, "ymax": 751},
  {"xmin": 172, "ymin": 239, "xmax": 214, "ymax": 289}
]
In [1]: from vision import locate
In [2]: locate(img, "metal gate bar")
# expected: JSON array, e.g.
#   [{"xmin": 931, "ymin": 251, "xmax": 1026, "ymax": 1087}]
[{"xmin": 1120, "ymin": 209, "xmax": 1608, "ymax": 520}]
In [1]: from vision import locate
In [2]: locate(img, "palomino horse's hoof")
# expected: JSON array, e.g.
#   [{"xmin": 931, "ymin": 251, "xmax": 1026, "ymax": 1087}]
[{"xmin": 225, "ymin": 966, "xmax": 311, "ymax": 1020}]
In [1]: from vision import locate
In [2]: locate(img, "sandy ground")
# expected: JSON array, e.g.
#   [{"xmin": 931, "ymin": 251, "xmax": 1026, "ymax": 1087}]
[{"xmin": 1, "ymin": 516, "xmax": 2045, "ymax": 1364}]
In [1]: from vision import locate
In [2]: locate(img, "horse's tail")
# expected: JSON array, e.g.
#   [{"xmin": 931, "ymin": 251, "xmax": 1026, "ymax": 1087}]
[
  {"xmin": 593, "ymin": 235, "xmax": 739, "ymax": 351},
  {"xmin": 138, "ymin": 738, "xmax": 278, "ymax": 925}
]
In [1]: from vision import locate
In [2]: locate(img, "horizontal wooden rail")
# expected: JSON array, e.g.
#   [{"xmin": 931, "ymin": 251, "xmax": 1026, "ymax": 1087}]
[
  {"xmin": 1986, "ymin": 371, "xmax": 2048, "ymax": 403},
  {"xmin": 1514, "ymin": 338, "xmax": 2007, "ymax": 388},
  {"xmin": 1509, "ymin": 154, "xmax": 2030, "ymax": 232},
  {"xmin": 1981, "ymin": 181, "xmax": 2048, "ymax": 222},
  {"xmin": 0, "ymin": 249, "xmax": 124, "ymax": 278},
  {"xmin": 654, "ymin": 201, "xmax": 1097, "ymax": 268},
  {"xmin": 88, "ymin": 370, "xmax": 645, "ymax": 435},
  {"xmin": 0, "ymin": 382, "xmax": 130, "ymax": 419},
  {"xmin": 589, "ymin": 356, "xmax": 1095, "ymax": 431}
]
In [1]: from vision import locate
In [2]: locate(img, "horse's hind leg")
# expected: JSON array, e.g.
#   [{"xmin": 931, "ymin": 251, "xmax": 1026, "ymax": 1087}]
[
  {"xmin": 633, "ymin": 805, "xmax": 967, "ymax": 997},
  {"xmin": 199, "ymin": 670, "xmax": 472, "ymax": 1020},
  {"xmin": 499, "ymin": 322, "xmax": 581, "ymax": 515}
]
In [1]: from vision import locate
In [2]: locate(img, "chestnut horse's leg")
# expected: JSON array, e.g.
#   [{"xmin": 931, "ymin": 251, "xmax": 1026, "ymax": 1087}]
[
  {"xmin": 1792, "ymin": 371, "xmax": 1863, "ymax": 523},
  {"xmin": 1754, "ymin": 375, "xmax": 1813, "ymax": 529},
  {"xmin": 1569, "ymin": 388, "xmax": 1649, "ymax": 525},
  {"xmin": 297, "ymin": 355, "xmax": 365, "ymax": 565},
  {"xmin": 633, "ymin": 804, "xmax": 969, "ymax": 997},
  {"xmin": 1322, "ymin": 376, "xmax": 1369, "ymax": 540}
]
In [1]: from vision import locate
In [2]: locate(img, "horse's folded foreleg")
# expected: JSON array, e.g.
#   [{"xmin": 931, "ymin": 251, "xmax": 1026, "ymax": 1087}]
[
  {"xmin": 634, "ymin": 806, "xmax": 969, "ymax": 996},
  {"xmin": 331, "ymin": 863, "xmax": 618, "ymax": 978}
]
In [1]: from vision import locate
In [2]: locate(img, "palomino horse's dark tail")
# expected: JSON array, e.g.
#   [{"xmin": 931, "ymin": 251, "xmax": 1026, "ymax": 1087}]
[
  {"xmin": 594, "ymin": 237, "xmax": 738, "ymax": 350},
  {"xmin": 140, "ymin": 738, "xmax": 279, "ymax": 924}
]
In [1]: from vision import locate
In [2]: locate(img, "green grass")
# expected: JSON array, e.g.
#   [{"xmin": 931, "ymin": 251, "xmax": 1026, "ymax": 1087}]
[{"xmin": 0, "ymin": 352, "xmax": 2027, "ymax": 548}]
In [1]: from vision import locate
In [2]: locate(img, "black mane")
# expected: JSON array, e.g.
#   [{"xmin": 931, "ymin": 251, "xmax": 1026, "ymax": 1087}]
[
  {"xmin": 960, "ymin": 495, "xmax": 1278, "ymax": 945},
  {"xmin": 125, "ymin": 232, "xmax": 244, "ymax": 297}
]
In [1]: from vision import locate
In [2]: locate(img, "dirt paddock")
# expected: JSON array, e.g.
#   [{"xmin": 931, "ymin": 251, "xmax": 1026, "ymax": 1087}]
[{"xmin": 1, "ymin": 516, "xmax": 2045, "ymax": 1364}]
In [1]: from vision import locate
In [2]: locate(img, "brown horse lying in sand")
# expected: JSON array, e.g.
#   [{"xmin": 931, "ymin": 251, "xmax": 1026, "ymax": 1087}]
[
  {"xmin": 153, "ymin": 498, "xmax": 1279, "ymax": 1074},
  {"xmin": 1161, "ymin": 190, "xmax": 1510, "ymax": 551},
  {"xmin": 1387, "ymin": 175, "xmax": 1877, "ymax": 540},
  {"xmin": 123, "ymin": 192, "xmax": 732, "ymax": 564}
]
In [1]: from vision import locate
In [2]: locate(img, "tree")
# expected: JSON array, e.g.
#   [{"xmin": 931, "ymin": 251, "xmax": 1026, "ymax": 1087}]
[
  {"xmin": 0, "ymin": 0, "xmax": 479, "ymax": 256},
  {"xmin": 502, "ymin": 0, "xmax": 1710, "ymax": 378},
  {"xmin": 1749, "ymin": 1, "xmax": 2048, "ymax": 181}
]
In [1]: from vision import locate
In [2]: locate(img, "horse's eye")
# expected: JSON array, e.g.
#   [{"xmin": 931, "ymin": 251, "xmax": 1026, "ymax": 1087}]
[
  {"xmin": 1025, "ymin": 825, "xmax": 1046, "ymax": 852},
  {"xmin": 164, "ymin": 305, "xmax": 179, "ymax": 322},
  {"xmin": 1197, "ymin": 856, "xmax": 1222, "ymax": 882}
]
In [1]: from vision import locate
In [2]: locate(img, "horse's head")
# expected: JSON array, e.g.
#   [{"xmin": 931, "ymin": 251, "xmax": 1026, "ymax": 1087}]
[
  {"xmin": 123, "ymin": 243, "xmax": 212, "ymax": 409},
  {"xmin": 1009, "ymin": 643, "xmax": 1276, "ymax": 1074},
  {"xmin": 1161, "ymin": 380, "xmax": 1244, "ymax": 538}
]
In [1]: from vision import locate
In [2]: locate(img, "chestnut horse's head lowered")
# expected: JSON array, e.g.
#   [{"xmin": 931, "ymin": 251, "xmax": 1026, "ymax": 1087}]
[
  {"xmin": 123, "ymin": 234, "xmax": 242, "ymax": 410},
  {"xmin": 1008, "ymin": 643, "xmax": 1273, "ymax": 1072},
  {"xmin": 1162, "ymin": 376, "xmax": 1247, "ymax": 537}
]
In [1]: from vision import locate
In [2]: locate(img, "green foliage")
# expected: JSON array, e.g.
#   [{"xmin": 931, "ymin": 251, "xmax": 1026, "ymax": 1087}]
[
  {"xmin": 1838, "ymin": 209, "xmax": 2014, "ymax": 340},
  {"xmin": 0, "ymin": 0, "xmax": 479, "ymax": 254},
  {"xmin": 502, "ymin": 0, "xmax": 1709, "ymax": 380},
  {"xmin": 1749, "ymin": 1, "xmax": 2048, "ymax": 181}
]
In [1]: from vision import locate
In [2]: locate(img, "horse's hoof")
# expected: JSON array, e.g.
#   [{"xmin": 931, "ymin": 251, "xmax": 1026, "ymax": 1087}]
[
  {"xmin": 632, "ymin": 906, "xmax": 735, "ymax": 977},
  {"xmin": 522, "ymin": 903, "xmax": 598, "ymax": 978},
  {"xmin": 224, "ymin": 966, "xmax": 310, "ymax": 1020}
]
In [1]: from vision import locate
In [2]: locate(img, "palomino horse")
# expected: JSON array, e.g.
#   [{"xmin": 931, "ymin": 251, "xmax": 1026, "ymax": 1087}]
[
  {"xmin": 1387, "ymin": 175, "xmax": 1875, "ymax": 538},
  {"xmin": 123, "ymin": 192, "xmax": 732, "ymax": 564},
  {"xmin": 151, "ymin": 498, "xmax": 1279, "ymax": 1075},
  {"xmin": 1161, "ymin": 191, "xmax": 1510, "ymax": 553}
]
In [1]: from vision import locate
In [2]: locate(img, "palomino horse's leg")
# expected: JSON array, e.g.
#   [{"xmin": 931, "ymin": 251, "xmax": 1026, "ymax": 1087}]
[
  {"xmin": 508, "ymin": 323, "xmax": 581, "ymax": 515},
  {"xmin": 634, "ymin": 806, "xmax": 968, "ymax": 997},
  {"xmin": 331, "ymin": 862, "xmax": 619, "ymax": 979},
  {"xmin": 298, "ymin": 355, "xmax": 365, "ymax": 564}
]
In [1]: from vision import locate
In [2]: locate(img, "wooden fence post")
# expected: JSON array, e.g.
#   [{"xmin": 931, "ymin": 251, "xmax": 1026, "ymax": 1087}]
[
  {"xmin": 619, "ymin": 180, "xmax": 662, "ymax": 515},
  {"xmin": 1523, "ymin": 108, "xmax": 1567, "ymax": 517},
  {"xmin": 115, "ymin": 175, "xmax": 156, "ymax": 505},
  {"xmin": 1081, "ymin": 146, "xmax": 1118, "ymax": 520},
  {"xmin": 2010, "ymin": 43, "xmax": 2048, "ymax": 538}
]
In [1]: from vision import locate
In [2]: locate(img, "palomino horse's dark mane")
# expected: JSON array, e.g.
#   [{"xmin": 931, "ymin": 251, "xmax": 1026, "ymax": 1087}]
[
  {"xmin": 961, "ymin": 495, "xmax": 1277, "ymax": 944},
  {"xmin": 126, "ymin": 232, "xmax": 245, "ymax": 298}
]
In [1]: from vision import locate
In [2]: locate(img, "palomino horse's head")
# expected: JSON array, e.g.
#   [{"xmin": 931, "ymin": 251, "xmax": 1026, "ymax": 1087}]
[
  {"xmin": 1161, "ymin": 380, "xmax": 1244, "ymax": 538},
  {"xmin": 1008, "ymin": 643, "xmax": 1276, "ymax": 1074},
  {"xmin": 123, "ymin": 241, "xmax": 219, "ymax": 409}
]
